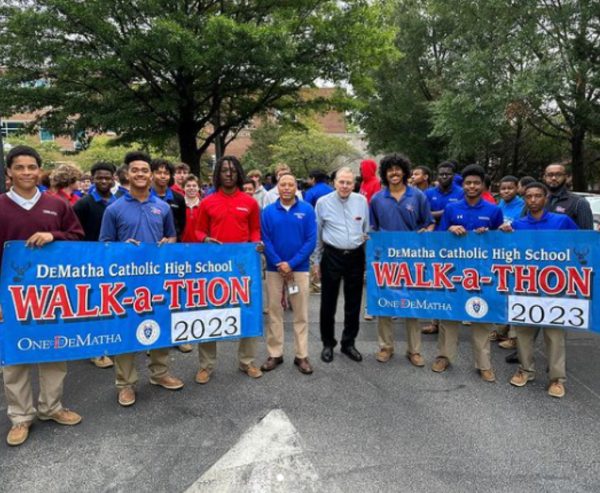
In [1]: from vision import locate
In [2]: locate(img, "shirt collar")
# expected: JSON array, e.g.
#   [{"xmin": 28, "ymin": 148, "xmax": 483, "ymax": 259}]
[
  {"xmin": 124, "ymin": 190, "xmax": 156, "ymax": 204},
  {"xmin": 7, "ymin": 187, "xmax": 42, "ymax": 210},
  {"xmin": 383, "ymin": 186, "xmax": 414, "ymax": 199},
  {"xmin": 276, "ymin": 198, "xmax": 298, "ymax": 210},
  {"xmin": 525, "ymin": 211, "xmax": 549, "ymax": 223},
  {"xmin": 91, "ymin": 188, "xmax": 116, "ymax": 204},
  {"xmin": 151, "ymin": 187, "xmax": 174, "ymax": 201}
]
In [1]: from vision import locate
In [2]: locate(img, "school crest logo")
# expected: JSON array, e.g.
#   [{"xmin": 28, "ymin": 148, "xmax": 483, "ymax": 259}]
[
  {"xmin": 136, "ymin": 320, "xmax": 160, "ymax": 346},
  {"xmin": 465, "ymin": 297, "xmax": 488, "ymax": 319}
]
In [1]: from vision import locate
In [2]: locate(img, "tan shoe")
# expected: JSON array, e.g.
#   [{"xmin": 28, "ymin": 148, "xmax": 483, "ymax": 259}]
[
  {"xmin": 375, "ymin": 347, "xmax": 394, "ymax": 363},
  {"xmin": 548, "ymin": 380, "xmax": 565, "ymax": 398},
  {"xmin": 364, "ymin": 313, "xmax": 374, "ymax": 321},
  {"xmin": 91, "ymin": 356, "xmax": 114, "ymax": 368},
  {"xmin": 498, "ymin": 338, "xmax": 517, "ymax": 350},
  {"xmin": 38, "ymin": 408, "xmax": 82, "ymax": 425},
  {"xmin": 407, "ymin": 352, "xmax": 425, "ymax": 367},
  {"xmin": 118, "ymin": 387, "xmax": 136, "ymax": 407},
  {"xmin": 510, "ymin": 369, "xmax": 534, "ymax": 387},
  {"xmin": 480, "ymin": 369, "xmax": 496, "ymax": 383},
  {"xmin": 177, "ymin": 344, "xmax": 193, "ymax": 353},
  {"xmin": 150, "ymin": 374, "xmax": 184, "ymax": 390},
  {"xmin": 195, "ymin": 368, "xmax": 211, "ymax": 384},
  {"xmin": 6, "ymin": 422, "xmax": 31, "ymax": 446},
  {"xmin": 240, "ymin": 364, "xmax": 263, "ymax": 379},
  {"xmin": 431, "ymin": 356, "xmax": 449, "ymax": 373}
]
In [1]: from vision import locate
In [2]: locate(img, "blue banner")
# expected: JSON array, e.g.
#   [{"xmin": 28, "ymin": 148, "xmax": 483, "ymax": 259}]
[
  {"xmin": 0, "ymin": 241, "xmax": 263, "ymax": 365},
  {"xmin": 367, "ymin": 231, "xmax": 599, "ymax": 333}
]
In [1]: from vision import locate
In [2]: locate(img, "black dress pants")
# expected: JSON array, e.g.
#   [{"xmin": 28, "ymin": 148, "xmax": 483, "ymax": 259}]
[{"xmin": 319, "ymin": 244, "xmax": 365, "ymax": 348}]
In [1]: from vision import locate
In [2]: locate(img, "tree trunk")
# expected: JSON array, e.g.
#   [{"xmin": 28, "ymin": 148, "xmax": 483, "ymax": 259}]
[
  {"xmin": 178, "ymin": 125, "xmax": 201, "ymax": 177},
  {"xmin": 571, "ymin": 128, "xmax": 586, "ymax": 191},
  {"xmin": 511, "ymin": 117, "xmax": 523, "ymax": 176}
]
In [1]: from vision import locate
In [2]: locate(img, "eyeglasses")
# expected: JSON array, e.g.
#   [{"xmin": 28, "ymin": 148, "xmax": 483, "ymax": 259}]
[{"xmin": 544, "ymin": 173, "xmax": 566, "ymax": 178}]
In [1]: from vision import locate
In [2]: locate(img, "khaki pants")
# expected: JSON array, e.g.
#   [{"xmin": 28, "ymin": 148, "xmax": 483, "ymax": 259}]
[
  {"xmin": 378, "ymin": 317, "xmax": 421, "ymax": 355},
  {"xmin": 266, "ymin": 271, "xmax": 309, "ymax": 359},
  {"xmin": 198, "ymin": 338, "xmax": 257, "ymax": 372},
  {"xmin": 515, "ymin": 325, "xmax": 566, "ymax": 382},
  {"xmin": 437, "ymin": 321, "xmax": 492, "ymax": 370},
  {"xmin": 114, "ymin": 349, "xmax": 170, "ymax": 388},
  {"xmin": 3, "ymin": 362, "xmax": 66, "ymax": 425}
]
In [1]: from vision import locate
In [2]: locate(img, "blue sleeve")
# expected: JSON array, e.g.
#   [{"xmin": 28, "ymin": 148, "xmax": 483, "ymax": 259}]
[
  {"xmin": 99, "ymin": 207, "xmax": 118, "ymax": 241},
  {"xmin": 490, "ymin": 208, "xmax": 504, "ymax": 230},
  {"xmin": 369, "ymin": 197, "xmax": 380, "ymax": 231},
  {"xmin": 261, "ymin": 207, "xmax": 283, "ymax": 266},
  {"xmin": 438, "ymin": 207, "xmax": 452, "ymax": 231},
  {"xmin": 288, "ymin": 206, "xmax": 317, "ymax": 270},
  {"xmin": 561, "ymin": 216, "xmax": 579, "ymax": 230},
  {"xmin": 163, "ymin": 208, "xmax": 177, "ymax": 238}
]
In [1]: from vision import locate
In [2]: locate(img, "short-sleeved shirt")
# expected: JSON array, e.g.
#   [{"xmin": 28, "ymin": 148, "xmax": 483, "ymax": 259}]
[
  {"xmin": 99, "ymin": 192, "xmax": 176, "ymax": 243},
  {"xmin": 439, "ymin": 198, "xmax": 504, "ymax": 232},
  {"xmin": 498, "ymin": 196, "xmax": 525, "ymax": 223},
  {"xmin": 370, "ymin": 186, "xmax": 434, "ymax": 232},
  {"xmin": 425, "ymin": 184, "xmax": 464, "ymax": 213},
  {"xmin": 512, "ymin": 211, "xmax": 578, "ymax": 231}
]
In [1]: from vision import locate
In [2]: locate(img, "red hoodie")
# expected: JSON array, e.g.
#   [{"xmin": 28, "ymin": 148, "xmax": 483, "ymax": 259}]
[{"xmin": 359, "ymin": 159, "xmax": 381, "ymax": 204}]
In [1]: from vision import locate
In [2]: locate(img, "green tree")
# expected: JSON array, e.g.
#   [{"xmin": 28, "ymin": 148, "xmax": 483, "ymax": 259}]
[
  {"xmin": 0, "ymin": 0, "xmax": 392, "ymax": 177},
  {"xmin": 271, "ymin": 127, "xmax": 360, "ymax": 177}
]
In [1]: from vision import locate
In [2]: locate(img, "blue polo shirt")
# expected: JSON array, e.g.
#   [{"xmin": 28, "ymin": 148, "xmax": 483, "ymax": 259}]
[
  {"xmin": 304, "ymin": 182, "xmax": 334, "ymax": 208},
  {"xmin": 498, "ymin": 196, "xmax": 525, "ymax": 223},
  {"xmin": 370, "ymin": 186, "xmax": 434, "ymax": 232},
  {"xmin": 261, "ymin": 199, "xmax": 317, "ymax": 272},
  {"xmin": 512, "ymin": 211, "xmax": 578, "ymax": 231},
  {"xmin": 439, "ymin": 198, "xmax": 504, "ymax": 231},
  {"xmin": 99, "ymin": 192, "xmax": 176, "ymax": 243},
  {"xmin": 425, "ymin": 184, "xmax": 464, "ymax": 213}
]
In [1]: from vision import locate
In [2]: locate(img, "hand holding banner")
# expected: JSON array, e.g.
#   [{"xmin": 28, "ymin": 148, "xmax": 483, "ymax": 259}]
[
  {"xmin": 0, "ymin": 241, "xmax": 263, "ymax": 365},
  {"xmin": 367, "ymin": 231, "xmax": 598, "ymax": 332}
]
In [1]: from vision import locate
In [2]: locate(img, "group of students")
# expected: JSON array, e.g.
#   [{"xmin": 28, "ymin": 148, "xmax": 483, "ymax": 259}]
[{"xmin": 0, "ymin": 144, "xmax": 591, "ymax": 447}]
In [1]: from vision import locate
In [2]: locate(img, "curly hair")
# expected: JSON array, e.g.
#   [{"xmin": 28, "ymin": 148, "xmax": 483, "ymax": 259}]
[{"xmin": 50, "ymin": 163, "xmax": 82, "ymax": 189}]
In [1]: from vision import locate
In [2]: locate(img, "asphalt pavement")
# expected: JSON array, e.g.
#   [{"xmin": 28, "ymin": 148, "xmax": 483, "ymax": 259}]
[{"xmin": 1, "ymin": 292, "xmax": 600, "ymax": 493}]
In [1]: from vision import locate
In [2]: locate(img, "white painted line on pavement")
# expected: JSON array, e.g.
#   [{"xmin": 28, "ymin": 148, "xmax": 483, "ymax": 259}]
[{"xmin": 184, "ymin": 409, "xmax": 323, "ymax": 493}]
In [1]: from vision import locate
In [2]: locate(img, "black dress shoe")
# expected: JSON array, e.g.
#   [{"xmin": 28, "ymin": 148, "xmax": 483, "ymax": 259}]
[
  {"xmin": 341, "ymin": 345, "xmax": 363, "ymax": 362},
  {"xmin": 505, "ymin": 351, "xmax": 519, "ymax": 364},
  {"xmin": 321, "ymin": 347, "xmax": 334, "ymax": 363}
]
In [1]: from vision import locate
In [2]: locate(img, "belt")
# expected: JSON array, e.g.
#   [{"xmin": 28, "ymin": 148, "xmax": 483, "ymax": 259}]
[{"xmin": 324, "ymin": 243, "xmax": 363, "ymax": 255}]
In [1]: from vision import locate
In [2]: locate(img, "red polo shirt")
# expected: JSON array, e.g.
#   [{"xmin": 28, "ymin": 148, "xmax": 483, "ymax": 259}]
[{"xmin": 193, "ymin": 189, "xmax": 261, "ymax": 243}]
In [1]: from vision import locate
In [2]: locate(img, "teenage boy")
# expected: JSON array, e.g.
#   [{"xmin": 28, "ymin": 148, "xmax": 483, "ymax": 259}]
[
  {"xmin": 0, "ymin": 145, "xmax": 84, "ymax": 446},
  {"xmin": 172, "ymin": 162, "xmax": 190, "ymax": 196},
  {"xmin": 432, "ymin": 164, "xmax": 503, "ymax": 382},
  {"xmin": 99, "ymin": 151, "xmax": 184, "ymax": 407},
  {"xmin": 191, "ymin": 156, "xmax": 264, "ymax": 383},
  {"xmin": 501, "ymin": 182, "xmax": 577, "ymax": 398},
  {"xmin": 410, "ymin": 165, "xmax": 432, "ymax": 192},
  {"xmin": 370, "ymin": 154, "xmax": 435, "ymax": 367},
  {"xmin": 74, "ymin": 161, "xmax": 118, "ymax": 369},
  {"xmin": 497, "ymin": 175, "xmax": 525, "ymax": 224},
  {"xmin": 150, "ymin": 158, "xmax": 186, "ymax": 241}
]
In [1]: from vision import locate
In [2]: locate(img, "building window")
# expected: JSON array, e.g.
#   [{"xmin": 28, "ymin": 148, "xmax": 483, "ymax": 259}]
[
  {"xmin": 1, "ymin": 121, "xmax": 25, "ymax": 137},
  {"xmin": 39, "ymin": 128, "xmax": 54, "ymax": 142}
]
